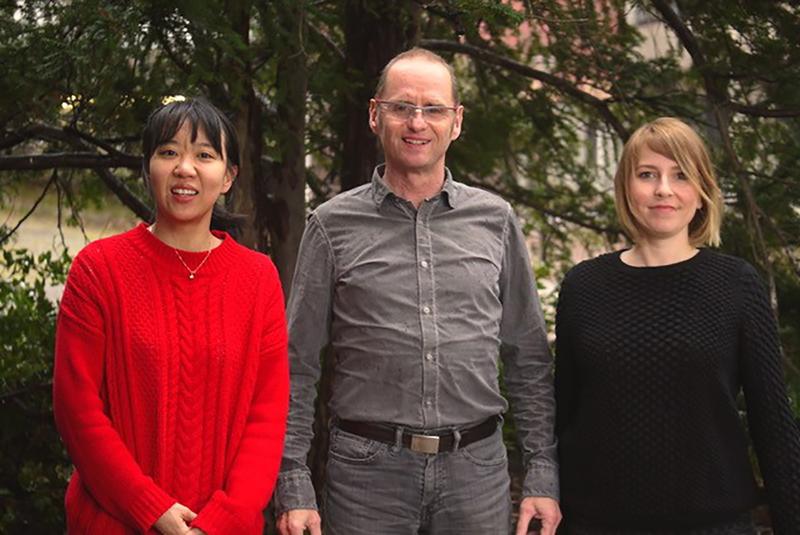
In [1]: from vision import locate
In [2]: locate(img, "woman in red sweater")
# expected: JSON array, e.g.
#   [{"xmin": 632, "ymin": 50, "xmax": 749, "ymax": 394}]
[{"xmin": 53, "ymin": 98, "xmax": 289, "ymax": 534}]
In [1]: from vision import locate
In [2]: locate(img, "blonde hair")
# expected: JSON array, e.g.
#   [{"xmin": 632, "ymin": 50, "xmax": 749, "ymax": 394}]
[
  {"xmin": 375, "ymin": 47, "xmax": 460, "ymax": 105},
  {"xmin": 614, "ymin": 117, "xmax": 723, "ymax": 247}
]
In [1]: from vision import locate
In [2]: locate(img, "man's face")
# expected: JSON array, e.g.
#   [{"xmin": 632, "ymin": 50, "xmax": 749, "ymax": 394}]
[{"xmin": 369, "ymin": 57, "xmax": 463, "ymax": 176}]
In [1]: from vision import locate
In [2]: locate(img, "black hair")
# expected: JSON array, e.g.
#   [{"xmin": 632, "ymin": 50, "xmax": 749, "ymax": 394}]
[{"xmin": 141, "ymin": 97, "xmax": 240, "ymax": 178}]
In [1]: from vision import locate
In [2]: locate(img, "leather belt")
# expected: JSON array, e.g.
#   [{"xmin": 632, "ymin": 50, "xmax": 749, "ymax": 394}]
[{"xmin": 336, "ymin": 416, "xmax": 498, "ymax": 454}]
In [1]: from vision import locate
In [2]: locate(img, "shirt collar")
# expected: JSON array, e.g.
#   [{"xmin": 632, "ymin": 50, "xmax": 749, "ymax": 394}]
[{"xmin": 370, "ymin": 164, "xmax": 458, "ymax": 209}]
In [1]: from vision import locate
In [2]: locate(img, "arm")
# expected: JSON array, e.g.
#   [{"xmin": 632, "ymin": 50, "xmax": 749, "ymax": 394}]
[
  {"xmin": 191, "ymin": 260, "xmax": 290, "ymax": 535},
  {"xmin": 554, "ymin": 271, "xmax": 578, "ymax": 440},
  {"xmin": 273, "ymin": 214, "xmax": 335, "ymax": 519},
  {"xmin": 53, "ymin": 250, "xmax": 176, "ymax": 532},
  {"xmin": 738, "ymin": 264, "xmax": 800, "ymax": 535},
  {"xmin": 497, "ymin": 209, "xmax": 560, "ymax": 533}
]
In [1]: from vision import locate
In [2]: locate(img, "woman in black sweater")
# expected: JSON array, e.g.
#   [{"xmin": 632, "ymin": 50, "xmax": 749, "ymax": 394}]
[{"xmin": 555, "ymin": 117, "xmax": 800, "ymax": 534}]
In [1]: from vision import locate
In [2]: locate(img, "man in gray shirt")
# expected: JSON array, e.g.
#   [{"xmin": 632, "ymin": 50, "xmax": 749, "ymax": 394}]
[{"xmin": 275, "ymin": 48, "xmax": 560, "ymax": 535}]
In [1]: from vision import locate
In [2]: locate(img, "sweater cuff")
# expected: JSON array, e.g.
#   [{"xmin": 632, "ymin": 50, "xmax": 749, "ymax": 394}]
[
  {"xmin": 128, "ymin": 482, "xmax": 176, "ymax": 532},
  {"xmin": 273, "ymin": 469, "xmax": 319, "ymax": 515},
  {"xmin": 191, "ymin": 490, "xmax": 263, "ymax": 535},
  {"xmin": 522, "ymin": 462, "xmax": 560, "ymax": 501}
]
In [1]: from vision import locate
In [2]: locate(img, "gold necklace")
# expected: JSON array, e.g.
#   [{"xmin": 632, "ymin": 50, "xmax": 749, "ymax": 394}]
[{"xmin": 174, "ymin": 246, "xmax": 213, "ymax": 280}]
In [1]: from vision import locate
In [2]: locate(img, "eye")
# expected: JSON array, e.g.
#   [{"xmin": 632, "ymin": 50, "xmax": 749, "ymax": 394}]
[
  {"xmin": 637, "ymin": 170, "xmax": 656, "ymax": 179},
  {"xmin": 387, "ymin": 102, "xmax": 411, "ymax": 114},
  {"xmin": 157, "ymin": 148, "xmax": 177, "ymax": 157},
  {"xmin": 676, "ymin": 172, "xmax": 689, "ymax": 181},
  {"xmin": 423, "ymin": 106, "xmax": 448, "ymax": 118},
  {"xmin": 198, "ymin": 151, "xmax": 217, "ymax": 160}
]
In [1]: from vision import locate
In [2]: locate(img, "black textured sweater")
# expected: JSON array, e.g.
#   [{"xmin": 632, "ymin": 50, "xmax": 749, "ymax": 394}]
[{"xmin": 555, "ymin": 249, "xmax": 800, "ymax": 533}]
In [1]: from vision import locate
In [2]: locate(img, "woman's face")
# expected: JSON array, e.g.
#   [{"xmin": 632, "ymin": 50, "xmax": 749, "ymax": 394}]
[
  {"xmin": 148, "ymin": 122, "xmax": 235, "ymax": 228},
  {"xmin": 627, "ymin": 146, "xmax": 702, "ymax": 244}
]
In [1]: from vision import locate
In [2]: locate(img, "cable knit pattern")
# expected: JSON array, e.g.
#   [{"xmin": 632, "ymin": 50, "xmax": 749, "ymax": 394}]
[
  {"xmin": 53, "ymin": 223, "xmax": 289, "ymax": 534},
  {"xmin": 555, "ymin": 249, "xmax": 800, "ymax": 533}
]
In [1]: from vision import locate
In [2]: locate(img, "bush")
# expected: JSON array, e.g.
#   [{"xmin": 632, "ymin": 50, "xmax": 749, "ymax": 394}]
[{"xmin": 0, "ymin": 248, "xmax": 71, "ymax": 533}]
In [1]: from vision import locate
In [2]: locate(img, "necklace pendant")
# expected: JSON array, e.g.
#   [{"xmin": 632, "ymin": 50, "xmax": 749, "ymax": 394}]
[{"xmin": 189, "ymin": 273, "xmax": 195, "ymax": 280}]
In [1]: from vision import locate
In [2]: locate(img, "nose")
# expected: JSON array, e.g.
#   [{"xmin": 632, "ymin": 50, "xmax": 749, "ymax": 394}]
[
  {"xmin": 407, "ymin": 108, "xmax": 427, "ymax": 130},
  {"xmin": 654, "ymin": 176, "xmax": 673, "ymax": 197},
  {"xmin": 173, "ymin": 155, "xmax": 196, "ymax": 176}
]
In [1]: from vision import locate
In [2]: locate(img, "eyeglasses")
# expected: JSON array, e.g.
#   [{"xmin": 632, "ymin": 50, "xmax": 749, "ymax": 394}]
[{"xmin": 374, "ymin": 99, "xmax": 458, "ymax": 122}]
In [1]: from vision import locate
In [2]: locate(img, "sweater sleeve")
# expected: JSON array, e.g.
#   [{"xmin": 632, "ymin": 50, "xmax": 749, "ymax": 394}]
[
  {"xmin": 53, "ymin": 249, "xmax": 176, "ymax": 532},
  {"xmin": 738, "ymin": 263, "xmax": 800, "ymax": 535},
  {"xmin": 191, "ymin": 260, "xmax": 290, "ymax": 535},
  {"xmin": 554, "ymin": 270, "xmax": 577, "ymax": 439}
]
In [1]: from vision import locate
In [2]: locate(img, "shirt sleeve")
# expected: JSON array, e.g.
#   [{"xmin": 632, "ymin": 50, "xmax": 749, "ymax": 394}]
[
  {"xmin": 498, "ymin": 207, "xmax": 559, "ymax": 500},
  {"xmin": 738, "ymin": 263, "xmax": 800, "ymax": 535},
  {"xmin": 273, "ymin": 214, "xmax": 335, "ymax": 515},
  {"xmin": 192, "ymin": 260, "xmax": 290, "ymax": 535},
  {"xmin": 52, "ymin": 249, "xmax": 176, "ymax": 532}
]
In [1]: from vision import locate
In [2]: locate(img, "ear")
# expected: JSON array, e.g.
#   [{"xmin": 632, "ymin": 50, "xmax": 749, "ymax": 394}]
[
  {"xmin": 222, "ymin": 165, "xmax": 237, "ymax": 194},
  {"xmin": 368, "ymin": 98, "xmax": 379, "ymax": 134},
  {"xmin": 450, "ymin": 105, "xmax": 464, "ymax": 141}
]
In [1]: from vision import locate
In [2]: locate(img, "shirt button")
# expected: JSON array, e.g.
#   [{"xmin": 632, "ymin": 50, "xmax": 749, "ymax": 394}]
[
  {"xmin": 422, "ymin": 306, "xmax": 431, "ymax": 315},
  {"xmin": 424, "ymin": 399, "xmax": 433, "ymax": 407},
  {"xmin": 425, "ymin": 352, "xmax": 434, "ymax": 361},
  {"xmin": 420, "ymin": 260, "xmax": 429, "ymax": 268}
]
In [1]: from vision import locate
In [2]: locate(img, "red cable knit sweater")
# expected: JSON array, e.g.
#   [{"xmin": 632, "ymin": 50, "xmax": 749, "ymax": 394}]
[{"xmin": 53, "ymin": 223, "xmax": 289, "ymax": 534}]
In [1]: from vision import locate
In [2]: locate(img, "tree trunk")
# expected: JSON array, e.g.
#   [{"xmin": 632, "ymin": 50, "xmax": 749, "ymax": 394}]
[
  {"xmin": 224, "ymin": 0, "xmax": 269, "ymax": 254},
  {"xmin": 266, "ymin": 0, "xmax": 309, "ymax": 297},
  {"xmin": 338, "ymin": 0, "xmax": 421, "ymax": 191}
]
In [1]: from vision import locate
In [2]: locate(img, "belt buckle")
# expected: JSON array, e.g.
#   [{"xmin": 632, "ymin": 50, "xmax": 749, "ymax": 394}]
[{"xmin": 410, "ymin": 434, "xmax": 440, "ymax": 454}]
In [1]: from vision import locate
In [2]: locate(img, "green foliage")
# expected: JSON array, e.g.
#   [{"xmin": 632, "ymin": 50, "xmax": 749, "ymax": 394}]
[
  {"xmin": 2, "ymin": 1, "xmax": 800, "ymax": 530},
  {"xmin": 0, "ymin": 248, "xmax": 72, "ymax": 534}
]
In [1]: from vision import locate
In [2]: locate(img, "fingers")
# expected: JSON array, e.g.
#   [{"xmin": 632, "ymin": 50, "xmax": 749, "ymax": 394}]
[
  {"xmin": 540, "ymin": 512, "xmax": 561, "ymax": 535},
  {"xmin": 517, "ymin": 497, "xmax": 562, "ymax": 535},
  {"xmin": 276, "ymin": 513, "xmax": 289, "ymax": 535},
  {"xmin": 153, "ymin": 502, "xmax": 199, "ymax": 535},
  {"xmin": 514, "ymin": 506, "xmax": 535, "ymax": 535},
  {"xmin": 176, "ymin": 503, "xmax": 197, "ymax": 522},
  {"xmin": 279, "ymin": 509, "xmax": 322, "ymax": 535}
]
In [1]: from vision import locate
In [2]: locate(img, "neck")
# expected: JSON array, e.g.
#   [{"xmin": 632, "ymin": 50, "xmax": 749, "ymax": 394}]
[
  {"xmin": 383, "ymin": 165, "xmax": 446, "ymax": 208},
  {"xmin": 623, "ymin": 236, "xmax": 698, "ymax": 267},
  {"xmin": 149, "ymin": 219, "xmax": 218, "ymax": 252}
]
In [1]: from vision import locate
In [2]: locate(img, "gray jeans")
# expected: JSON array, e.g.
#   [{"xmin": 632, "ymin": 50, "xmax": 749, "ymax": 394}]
[{"xmin": 322, "ymin": 423, "xmax": 512, "ymax": 534}]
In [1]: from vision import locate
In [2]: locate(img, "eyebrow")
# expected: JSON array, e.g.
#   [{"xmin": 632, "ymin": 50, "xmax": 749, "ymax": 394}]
[
  {"xmin": 636, "ymin": 163, "xmax": 682, "ymax": 171},
  {"xmin": 160, "ymin": 139, "xmax": 217, "ymax": 150}
]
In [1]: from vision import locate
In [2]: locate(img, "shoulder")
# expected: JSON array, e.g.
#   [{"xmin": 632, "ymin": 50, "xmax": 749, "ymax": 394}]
[
  {"xmin": 311, "ymin": 182, "xmax": 373, "ymax": 224},
  {"xmin": 563, "ymin": 251, "xmax": 619, "ymax": 284},
  {"xmin": 225, "ymin": 237, "xmax": 280, "ymax": 280},
  {"xmin": 450, "ymin": 180, "xmax": 512, "ymax": 215},
  {"xmin": 69, "ymin": 226, "xmax": 141, "ymax": 274},
  {"xmin": 693, "ymin": 249, "xmax": 758, "ymax": 285}
]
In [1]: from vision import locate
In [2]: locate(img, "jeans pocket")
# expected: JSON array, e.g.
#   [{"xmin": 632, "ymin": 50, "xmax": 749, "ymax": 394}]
[
  {"xmin": 460, "ymin": 431, "xmax": 507, "ymax": 467},
  {"xmin": 328, "ymin": 427, "xmax": 388, "ymax": 465}
]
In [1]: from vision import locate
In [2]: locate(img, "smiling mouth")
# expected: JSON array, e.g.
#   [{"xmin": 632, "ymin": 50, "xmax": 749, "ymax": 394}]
[
  {"xmin": 403, "ymin": 138, "xmax": 430, "ymax": 145},
  {"xmin": 171, "ymin": 187, "xmax": 198, "ymax": 196}
]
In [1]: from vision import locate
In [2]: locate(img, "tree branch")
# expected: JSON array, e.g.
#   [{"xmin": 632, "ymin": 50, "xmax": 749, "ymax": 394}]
[
  {"xmin": 420, "ymin": 38, "xmax": 630, "ymax": 140},
  {"xmin": 0, "ymin": 152, "xmax": 140, "ymax": 171},
  {"xmin": 461, "ymin": 173, "xmax": 620, "ymax": 235},
  {"xmin": 729, "ymin": 102, "xmax": 800, "ymax": 118},
  {"xmin": 305, "ymin": 19, "xmax": 344, "ymax": 60},
  {"xmin": 0, "ymin": 170, "xmax": 57, "ymax": 246}
]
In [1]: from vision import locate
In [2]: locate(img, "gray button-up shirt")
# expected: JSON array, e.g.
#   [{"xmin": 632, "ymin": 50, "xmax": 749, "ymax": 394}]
[{"xmin": 274, "ymin": 166, "xmax": 558, "ymax": 513}]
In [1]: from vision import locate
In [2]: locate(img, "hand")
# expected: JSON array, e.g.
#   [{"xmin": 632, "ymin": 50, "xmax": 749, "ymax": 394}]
[
  {"xmin": 515, "ymin": 496, "xmax": 561, "ymax": 535},
  {"xmin": 187, "ymin": 529, "xmax": 207, "ymax": 535},
  {"xmin": 277, "ymin": 509, "xmax": 322, "ymax": 535},
  {"xmin": 154, "ymin": 502, "xmax": 197, "ymax": 535}
]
